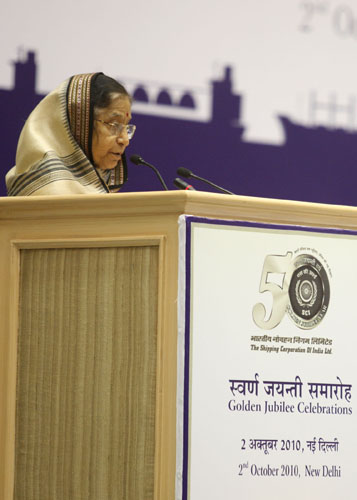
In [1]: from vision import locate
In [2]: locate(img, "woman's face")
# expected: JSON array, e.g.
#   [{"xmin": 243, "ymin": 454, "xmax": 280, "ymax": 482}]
[{"xmin": 92, "ymin": 94, "xmax": 132, "ymax": 170}]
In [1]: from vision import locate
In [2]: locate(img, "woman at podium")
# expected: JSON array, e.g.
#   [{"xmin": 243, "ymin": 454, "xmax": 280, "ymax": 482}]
[{"xmin": 6, "ymin": 73, "xmax": 135, "ymax": 195}]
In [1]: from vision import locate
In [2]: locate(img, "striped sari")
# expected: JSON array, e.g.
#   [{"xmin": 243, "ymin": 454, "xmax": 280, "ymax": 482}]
[{"xmin": 6, "ymin": 73, "xmax": 127, "ymax": 196}]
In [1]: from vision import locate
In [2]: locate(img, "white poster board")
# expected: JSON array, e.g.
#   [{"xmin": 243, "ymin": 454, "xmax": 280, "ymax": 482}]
[{"xmin": 177, "ymin": 216, "xmax": 356, "ymax": 500}]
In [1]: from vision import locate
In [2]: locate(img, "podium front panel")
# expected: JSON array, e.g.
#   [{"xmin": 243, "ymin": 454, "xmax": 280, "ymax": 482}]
[{"xmin": 15, "ymin": 245, "xmax": 158, "ymax": 500}]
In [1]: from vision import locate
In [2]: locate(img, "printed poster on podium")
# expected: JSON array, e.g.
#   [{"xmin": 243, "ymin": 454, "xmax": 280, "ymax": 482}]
[{"xmin": 176, "ymin": 216, "xmax": 356, "ymax": 500}]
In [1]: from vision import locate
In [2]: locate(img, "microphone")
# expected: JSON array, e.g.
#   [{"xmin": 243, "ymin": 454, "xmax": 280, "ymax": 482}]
[
  {"xmin": 177, "ymin": 167, "xmax": 234, "ymax": 195},
  {"xmin": 174, "ymin": 178, "xmax": 196, "ymax": 191},
  {"xmin": 130, "ymin": 154, "xmax": 169, "ymax": 190}
]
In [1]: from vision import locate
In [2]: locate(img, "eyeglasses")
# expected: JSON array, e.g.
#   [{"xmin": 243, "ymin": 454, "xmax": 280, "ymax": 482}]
[{"xmin": 95, "ymin": 119, "xmax": 136, "ymax": 140}]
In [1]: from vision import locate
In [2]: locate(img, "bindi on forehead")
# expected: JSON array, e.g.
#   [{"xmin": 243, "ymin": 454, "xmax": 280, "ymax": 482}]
[
  {"xmin": 110, "ymin": 111, "xmax": 125, "ymax": 118},
  {"xmin": 107, "ymin": 110, "xmax": 132, "ymax": 122},
  {"xmin": 106, "ymin": 111, "xmax": 128, "ymax": 121}
]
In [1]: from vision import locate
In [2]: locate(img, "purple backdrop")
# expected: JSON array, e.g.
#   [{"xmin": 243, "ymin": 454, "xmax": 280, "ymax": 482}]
[{"xmin": 1, "ymin": 51, "xmax": 357, "ymax": 206}]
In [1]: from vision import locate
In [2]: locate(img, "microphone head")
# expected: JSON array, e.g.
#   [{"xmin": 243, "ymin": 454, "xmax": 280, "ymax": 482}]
[
  {"xmin": 174, "ymin": 178, "xmax": 196, "ymax": 191},
  {"xmin": 130, "ymin": 154, "xmax": 143, "ymax": 165},
  {"xmin": 177, "ymin": 167, "xmax": 192, "ymax": 178}
]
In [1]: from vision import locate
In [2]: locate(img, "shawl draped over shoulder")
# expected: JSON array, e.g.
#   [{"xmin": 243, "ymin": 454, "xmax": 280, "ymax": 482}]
[{"xmin": 6, "ymin": 73, "xmax": 128, "ymax": 196}]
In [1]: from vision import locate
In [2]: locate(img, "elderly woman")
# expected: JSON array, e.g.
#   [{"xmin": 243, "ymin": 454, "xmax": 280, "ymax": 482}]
[{"xmin": 6, "ymin": 73, "xmax": 135, "ymax": 195}]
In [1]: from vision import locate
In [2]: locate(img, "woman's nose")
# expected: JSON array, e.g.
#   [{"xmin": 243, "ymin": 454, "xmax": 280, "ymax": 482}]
[{"xmin": 117, "ymin": 131, "xmax": 129, "ymax": 147}]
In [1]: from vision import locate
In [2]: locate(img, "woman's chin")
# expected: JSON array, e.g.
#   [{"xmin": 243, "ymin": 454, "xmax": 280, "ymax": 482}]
[{"xmin": 97, "ymin": 160, "xmax": 120, "ymax": 170}]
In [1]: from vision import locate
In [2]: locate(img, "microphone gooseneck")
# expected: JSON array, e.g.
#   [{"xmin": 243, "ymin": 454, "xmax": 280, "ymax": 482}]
[
  {"xmin": 130, "ymin": 154, "xmax": 169, "ymax": 190},
  {"xmin": 176, "ymin": 167, "xmax": 234, "ymax": 195}
]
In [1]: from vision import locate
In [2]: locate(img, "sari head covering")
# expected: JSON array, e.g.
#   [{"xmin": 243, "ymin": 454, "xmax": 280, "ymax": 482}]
[{"xmin": 6, "ymin": 73, "xmax": 128, "ymax": 196}]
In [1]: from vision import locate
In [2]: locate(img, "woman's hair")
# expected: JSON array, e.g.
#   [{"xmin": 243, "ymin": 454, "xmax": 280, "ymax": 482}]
[{"xmin": 91, "ymin": 73, "xmax": 131, "ymax": 113}]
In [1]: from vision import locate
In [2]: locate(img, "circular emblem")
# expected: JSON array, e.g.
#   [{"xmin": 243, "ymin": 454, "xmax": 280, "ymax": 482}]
[{"xmin": 287, "ymin": 254, "xmax": 330, "ymax": 329}]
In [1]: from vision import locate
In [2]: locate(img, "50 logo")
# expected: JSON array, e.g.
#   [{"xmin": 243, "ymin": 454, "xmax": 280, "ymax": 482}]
[{"xmin": 253, "ymin": 252, "xmax": 330, "ymax": 330}]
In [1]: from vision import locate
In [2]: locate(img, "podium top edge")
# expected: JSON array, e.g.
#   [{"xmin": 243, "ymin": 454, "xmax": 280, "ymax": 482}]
[{"xmin": 0, "ymin": 191, "xmax": 356, "ymax": 229}]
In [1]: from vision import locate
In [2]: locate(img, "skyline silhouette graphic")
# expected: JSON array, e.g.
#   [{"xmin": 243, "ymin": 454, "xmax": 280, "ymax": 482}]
[{"xmin": 1, "ymin": 50, "xmax": 357, "ymax": 206}]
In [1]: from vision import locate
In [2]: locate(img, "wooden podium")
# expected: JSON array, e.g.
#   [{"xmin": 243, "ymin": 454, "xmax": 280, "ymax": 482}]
[{"xmin": 0, "ymin": 191, "xmax": 356, "ymax": 500}]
